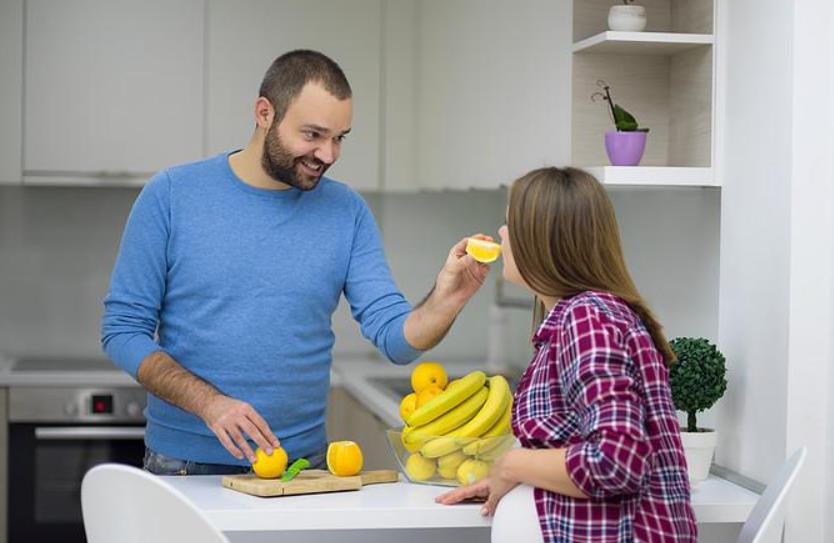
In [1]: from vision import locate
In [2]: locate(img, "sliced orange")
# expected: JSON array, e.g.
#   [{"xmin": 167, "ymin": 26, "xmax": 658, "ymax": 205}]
[
  {"xmin": 326, "ymin": 440, "xmax": 364, "ymax": 477},
  {"xmin": 465, "ymin": 238, "xmax": 502, "ymax": 263}
]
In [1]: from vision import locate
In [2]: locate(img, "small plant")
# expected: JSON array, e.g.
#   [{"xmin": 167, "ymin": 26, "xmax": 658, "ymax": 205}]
[
  {"xmin": 669, "ymin": 337, "xmax": 727, "ymax": 433},
  {"xmin": 591, "ymin": 80, "xmax": 649, "ymax": 132}
]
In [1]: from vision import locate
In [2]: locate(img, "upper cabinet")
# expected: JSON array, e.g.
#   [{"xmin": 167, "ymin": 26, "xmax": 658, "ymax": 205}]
[
  {"xmin": 571, "ymin": 0, "xmax": 717, "ymax": 187},
  {"xmin": 392, "ymin": 0, "xmax": 572, "ymax": 192},
  {"xmin": 206, "ymin": 0, "xmax": 383, "ymax": 192},
  {"xmin": 23, "ymin": 0, "xmax": 204, "ymax": 186},
  {"xmin": 0, "ymin": 0, "xmax": 23, "ymax": 185}
]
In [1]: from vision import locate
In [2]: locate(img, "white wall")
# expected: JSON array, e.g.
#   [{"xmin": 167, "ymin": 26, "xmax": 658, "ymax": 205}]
[{"xmin": 718, "ymin": 1, "xmax": 834, "ymax": 541}]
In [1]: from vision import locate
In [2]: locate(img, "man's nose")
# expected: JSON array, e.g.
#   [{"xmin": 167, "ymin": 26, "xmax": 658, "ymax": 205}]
[{"xmin": 314, "ymin": 141, "xmax": 338, "ymax": 165}]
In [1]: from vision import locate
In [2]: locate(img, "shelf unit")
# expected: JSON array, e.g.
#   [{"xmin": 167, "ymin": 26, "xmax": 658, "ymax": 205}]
[{"xmin": 572, "ymin": 0, "xmax": 716, "ymax": 188}]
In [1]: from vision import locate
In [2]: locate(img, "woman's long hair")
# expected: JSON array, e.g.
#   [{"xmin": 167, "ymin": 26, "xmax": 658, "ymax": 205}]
[{"xmin": 508, "ymin": 167, "xmax": 675, "ymax": 364}]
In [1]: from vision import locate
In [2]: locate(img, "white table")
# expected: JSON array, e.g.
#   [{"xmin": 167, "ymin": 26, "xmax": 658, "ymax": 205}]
[{"xmin": 163, "ymin": 473, "xmax": 758, "ymax": 541}]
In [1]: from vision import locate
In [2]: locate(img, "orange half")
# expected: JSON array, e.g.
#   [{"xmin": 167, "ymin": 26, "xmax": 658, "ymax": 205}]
[{"xmin": 326, "ymin": 440, "xmax": 364, "ymax": 477}]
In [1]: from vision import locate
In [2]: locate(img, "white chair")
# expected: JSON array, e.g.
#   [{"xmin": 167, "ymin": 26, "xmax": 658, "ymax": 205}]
[
  {"xmin": 81, "ymin": 463, "xmax": 229, "ymax": 543},
  {"xmin": 736, "ymin": 447, "xmax": 807, "ymax": 543}
]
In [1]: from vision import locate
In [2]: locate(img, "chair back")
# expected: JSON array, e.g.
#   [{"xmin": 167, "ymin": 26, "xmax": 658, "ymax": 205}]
[
  {"xmin": 736, "ymin": 447, "xmax": 807, "ymax": 543},
  {"xmin": 81, "ymin": 463, "xmax": 229, "ymax": 543}
]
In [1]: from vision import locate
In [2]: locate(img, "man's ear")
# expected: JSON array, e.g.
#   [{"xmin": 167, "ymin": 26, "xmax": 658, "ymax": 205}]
[{"xmin": 254, "ymin": 97, "xmax": 273, "ymax": 130}]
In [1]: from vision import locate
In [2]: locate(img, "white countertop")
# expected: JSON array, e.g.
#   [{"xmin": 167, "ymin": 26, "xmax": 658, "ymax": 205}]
[{"xmin": 163, "ymin": 472, "xmax": 758, "ymax": 532}]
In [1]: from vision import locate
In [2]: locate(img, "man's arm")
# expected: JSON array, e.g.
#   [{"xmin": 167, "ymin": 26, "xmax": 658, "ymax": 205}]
[
  {"xmin": 136, "ymin": 351, "xmax": 280, "ymax": 463},
  {"xmin": 404, "ymin": 236, "xmax": 490, "ymax": 350}
]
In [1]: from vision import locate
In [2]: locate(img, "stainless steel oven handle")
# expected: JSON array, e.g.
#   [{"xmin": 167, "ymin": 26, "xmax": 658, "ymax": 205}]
[{"xmin": 34, "ymin": 426, "xmax": 145, "ymax": 440}]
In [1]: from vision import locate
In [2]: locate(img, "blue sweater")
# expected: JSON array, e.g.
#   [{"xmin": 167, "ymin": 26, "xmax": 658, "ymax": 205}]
[{"xmin": 101, "ymin": 152, "xmax": 421, "ymax": 464}]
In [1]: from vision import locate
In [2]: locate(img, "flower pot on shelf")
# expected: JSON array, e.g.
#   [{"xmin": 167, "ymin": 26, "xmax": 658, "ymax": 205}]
[
  {"xmin": 604, "ymin": 130, "xmax": 647, "ymax": 166},
  {"xmin": 608, "ymin": 5, "xmax": 647, "ymax": 32},
  {"xmin": 680, "ymin": 428, "xmax": 717, "ymax": 486}
]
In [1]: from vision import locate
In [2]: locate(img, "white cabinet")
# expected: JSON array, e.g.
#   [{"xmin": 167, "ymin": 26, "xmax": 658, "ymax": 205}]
[
  {"xmin": 23, "ymin": 0, "xmax": 204, "ymax": 185},
  {"xmin": 0, "ymin": 0, "xmax": 23, "ymax": 185},
  {"xmin": 406, "ymin": 0, "xmax": 572, "ymax": 191},
  {"xmin": 206, "ymin": 0, "xmax": 382, "ymax": 191}
]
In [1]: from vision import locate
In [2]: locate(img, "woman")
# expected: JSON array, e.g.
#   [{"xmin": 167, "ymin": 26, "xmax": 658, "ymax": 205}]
[{"xmin": 437, "ymin": 167, "xmax": 697, "ymax": 542}]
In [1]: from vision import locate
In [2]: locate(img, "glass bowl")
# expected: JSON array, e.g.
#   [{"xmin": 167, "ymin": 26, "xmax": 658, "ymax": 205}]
[{"xmin": 385, "ymin": 428, "xmax": 517, "ymax": 487}]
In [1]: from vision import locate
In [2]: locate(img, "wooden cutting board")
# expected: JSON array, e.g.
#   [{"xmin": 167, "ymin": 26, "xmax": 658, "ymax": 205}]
[{"xmin": 221, "ymin": 469, "xmax": 399, "ymax": 497}]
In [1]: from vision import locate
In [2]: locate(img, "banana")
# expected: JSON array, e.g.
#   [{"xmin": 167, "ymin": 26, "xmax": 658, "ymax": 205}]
[
  {"xmin": 452, "ymin": 375, "xmax": 511, "ymax": 439},
  {"xmin": 462, "ymin": 392, "xmax": 513, "ymax": 456},
  {"xmin": 421, "ymin": 435, "xmax": 465, "ymax": 458},
  {"xmin": 405, "ymin": 386, "xmax": 489, "ymax": 446},
  {"xmin": 406, "ymin": 370, "xmax": 486, "ymax": 427},
  {"xmin": 478, "ymin": 436, "xmax": 516, "ymax": 461}
]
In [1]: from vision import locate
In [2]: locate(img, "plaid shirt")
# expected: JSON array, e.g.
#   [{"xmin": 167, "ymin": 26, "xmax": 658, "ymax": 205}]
[{"xmin": 512, "ymin": 291, "xmax": 697, "ymax": 542}]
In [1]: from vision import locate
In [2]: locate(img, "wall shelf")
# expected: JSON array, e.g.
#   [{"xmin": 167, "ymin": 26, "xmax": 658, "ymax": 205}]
[
  {"xmin": 584, "ymin": 166, "xmax": 717, "ymax": 187},
  {"xmin": 573, "ymin": 31, "xmax": 714, "ymax": 55}
]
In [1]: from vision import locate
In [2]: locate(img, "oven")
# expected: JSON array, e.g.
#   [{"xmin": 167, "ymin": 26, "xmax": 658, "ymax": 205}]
[{"xmin": 7, "ymin": 384, "xmax": 146, "ymax": 543}]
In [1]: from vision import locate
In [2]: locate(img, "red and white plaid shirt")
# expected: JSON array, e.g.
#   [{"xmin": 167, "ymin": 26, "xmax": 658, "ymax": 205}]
[{"xmin": 512, "ymin": 291, "xmax": 697, "ymax": 542}]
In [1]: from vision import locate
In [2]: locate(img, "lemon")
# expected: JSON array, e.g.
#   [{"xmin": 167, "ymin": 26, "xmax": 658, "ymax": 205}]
[
  {"xmin": 465, "ymin": 238, "xmax": 502, "ymax": 263},
  {"xmin": 456, "ymin": 458, "xmax": 490, "ymax": 485},
  {"xmin": 404, "ymin": 452, "xmax": 436, "ymax": 481},
  {"xmin": 411, "ymin": 362, "xmax": 448, "ymax": 393},
  {"xmin": 437, "ymin": 450, "xmax": 467, "ymax": 480},
  {"xmin": 252, "ymin": 447, "xmax": 288, "ymax": 479},
  {"xmin": 326, "ymin": 440, "xmax": 364, "ymax": 477},
  {"xmin": 399, "ymin": 393, "xmax": 418, "ymax": 422},
  {"xmin": 415, "ymin": 383, "xmax": 443, "ymax": 408}
]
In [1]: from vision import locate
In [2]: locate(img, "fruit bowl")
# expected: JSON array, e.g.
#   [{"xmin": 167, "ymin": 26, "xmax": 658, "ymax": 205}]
[{"xmin": 385, "ymin": 428, "xmax": 517, "ymax": 487}]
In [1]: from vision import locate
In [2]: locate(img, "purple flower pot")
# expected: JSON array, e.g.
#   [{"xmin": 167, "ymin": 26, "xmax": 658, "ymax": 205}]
[{"xmin": 604, "ymin": 130, "xmax": 647, "ymax": 166}]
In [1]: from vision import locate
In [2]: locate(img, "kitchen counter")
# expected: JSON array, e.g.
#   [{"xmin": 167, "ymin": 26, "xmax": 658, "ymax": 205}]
[
  {"xmin": 163, "ymin": 472, "xmax": 759, "ymax": 536},
  {"xmin": 0, "ymin": 355, "xmax": 139, "ymax": 387}
]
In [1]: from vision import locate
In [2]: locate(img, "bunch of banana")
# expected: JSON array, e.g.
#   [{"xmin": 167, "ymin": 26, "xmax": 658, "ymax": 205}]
[{"xmin": 398, "ymin": 369, "xmax": 515, "ymax": 486}]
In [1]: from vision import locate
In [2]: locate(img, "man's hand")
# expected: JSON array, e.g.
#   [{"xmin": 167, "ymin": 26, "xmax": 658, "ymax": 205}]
[
  {"xmin": 200, "ymin": 395, "xmax": 281, "ymax": 463},
  {"xmin": 434, "ymin": 235, "xmax": 491, "ymax": 306}
]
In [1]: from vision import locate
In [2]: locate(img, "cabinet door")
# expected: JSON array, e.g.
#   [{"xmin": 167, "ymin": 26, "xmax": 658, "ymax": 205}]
[
  {"xmin": 0, "ymin": 0, "xmax": 22, "ymax": 185},
  {"xmin": 414, "ymin": 0, "xmax": 572, "ymax": 190},
  {"xmin": 206, "ymin": 0, "xmax": 381, "ymax": 191},
  {"xmin": 24, "ymin": 0, "xmax": 204, "ymax": 183}
]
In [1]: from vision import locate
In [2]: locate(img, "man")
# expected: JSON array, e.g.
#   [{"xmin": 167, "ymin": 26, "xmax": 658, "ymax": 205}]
[{"xmin": 101, "ymin": 50, "xmax": 488, "ymax": 475}]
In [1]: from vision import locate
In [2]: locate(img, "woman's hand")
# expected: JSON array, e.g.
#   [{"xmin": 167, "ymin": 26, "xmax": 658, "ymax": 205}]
[{"xmin": 435, "ymin": 450, "xmax": 521, "ymax": 516}]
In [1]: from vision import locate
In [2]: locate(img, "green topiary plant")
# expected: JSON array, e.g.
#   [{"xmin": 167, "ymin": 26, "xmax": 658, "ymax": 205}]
[{"xmin": 669, "ymin": 337, "xmax": 727, "ymax": 433}]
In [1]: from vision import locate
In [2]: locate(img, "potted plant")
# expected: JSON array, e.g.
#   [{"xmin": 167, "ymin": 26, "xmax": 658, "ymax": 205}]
[
  {"xmin": 668, "ymin": 337, "xmax": 728, "ymax": 486},
  {"xmin": 592, "ymin": 81, "xmax": 649, "ymax": 166},
  {"xmin": 608, "ymin": 0, "xmax": 648, "ymax": 32}
]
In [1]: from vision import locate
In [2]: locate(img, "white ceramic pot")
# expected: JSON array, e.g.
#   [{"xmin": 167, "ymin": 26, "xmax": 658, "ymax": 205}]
[
  {"xmin": 608, "ymin": 5, "xmax": 648, "ymax": 32},
  {"xmin": 680, "ymin": 428, "xmax": 717, "ymax": 486}
]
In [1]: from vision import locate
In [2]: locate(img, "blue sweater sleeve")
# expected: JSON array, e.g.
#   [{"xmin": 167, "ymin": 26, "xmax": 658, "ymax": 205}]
[
  {"xmin": 344, "ymin": 198, "xmax": 422, "ymax": 365},
  {"xmin": 100, "ymin": 172, "xmax": 171, "ymax": 378}
]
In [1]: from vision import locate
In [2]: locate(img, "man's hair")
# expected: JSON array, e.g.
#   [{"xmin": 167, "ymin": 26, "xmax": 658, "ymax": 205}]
[{"xmin": 258, "ymin": 50, "xmax": 352, "ymax": 124}]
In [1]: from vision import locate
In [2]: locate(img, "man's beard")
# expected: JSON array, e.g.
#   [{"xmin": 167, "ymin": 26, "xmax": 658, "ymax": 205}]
[{"xmin": 261, "ymin": 125, "xmax": 329, "ymax": 191}]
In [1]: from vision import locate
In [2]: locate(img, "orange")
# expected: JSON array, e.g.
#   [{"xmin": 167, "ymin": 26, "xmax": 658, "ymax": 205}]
[
  {"xmin": 415, "ymin": 383, "xmax": 443, "ymax": 408},
  {"xmin": 411, "ymin": 361, "xmax": 448, "ymax": 393},
  {"xmin": 399, "ymin": 392, "xmax": 418, "ymax": 422},
  {"xmin": 252, "ymin": 447, "xmax": 288, "ymax": 479},
  {"xmin": 465, "ymin": 238, "xmax": 502, "ymax": 263},
  {"xmin": 326, "ymin": 440, "xmax": 364, "ymax": 477}
]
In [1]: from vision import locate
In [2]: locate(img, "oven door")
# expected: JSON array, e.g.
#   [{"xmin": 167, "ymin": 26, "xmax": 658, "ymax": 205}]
[{"xmin": 8, "ymin": 423, "xmax": 145, "ymax": 543}]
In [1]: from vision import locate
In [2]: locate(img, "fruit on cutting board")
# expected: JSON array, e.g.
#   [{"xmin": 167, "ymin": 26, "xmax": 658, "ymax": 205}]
[
  {"xmin": 327, "ymin": 441, "xmax": 364, "ymax": 477},
  {"xmin": 393, "ymin": 363, "xmax": 516, "ymax": 487},
  {"xmin": 252, "ymin": 447, "xmax": 289, "ymax": 479},
  {"xmin": 465, "ymin": 237, "xmax": 502, "ymax": 263}
]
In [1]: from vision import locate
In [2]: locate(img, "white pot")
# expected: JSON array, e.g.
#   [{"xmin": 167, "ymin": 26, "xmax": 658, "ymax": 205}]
[
  {"xmin": 607, "ymin": 5, "xmax": 648, "ymax": 32},
  {"xmin": 680, "ymin": 428, "xmax": 717, "ymax": 486}
]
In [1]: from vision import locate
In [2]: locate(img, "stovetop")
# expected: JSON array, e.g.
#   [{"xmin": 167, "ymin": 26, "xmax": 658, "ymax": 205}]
[
  {"xmin": 0, "ymin": 354, "xmax": 139, "ymax": 387},
  {"xmin": 10, "ymin": 356, "xmax": 118, "ymax": 372}
]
